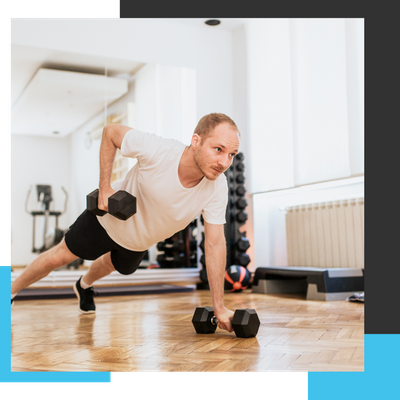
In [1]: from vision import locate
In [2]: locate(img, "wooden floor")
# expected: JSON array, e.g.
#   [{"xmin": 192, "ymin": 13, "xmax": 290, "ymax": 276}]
[{"xmin": 11, "ymin": 288, "xmax": 364, "ymax": 372}]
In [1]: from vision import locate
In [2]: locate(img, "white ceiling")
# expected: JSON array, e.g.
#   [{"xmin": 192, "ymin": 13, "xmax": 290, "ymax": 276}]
[
  {"xmin": 165, "ymin": 18, "xmax": 247, "ymax": 31},
  {"xmin": 12, "ymin": 68, "xmax": 129, "ymax": 137},
  {"xmin": 11, "ymin": 44, "xmax": 145, "ymax": 137},
  {"xmin": 11, "ymin": 18, "xmax": 246, "ymax": 138}
]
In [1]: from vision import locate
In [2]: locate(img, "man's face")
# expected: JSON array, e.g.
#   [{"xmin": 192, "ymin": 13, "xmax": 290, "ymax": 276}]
[{"xmin": 193, "ymin": 123, "xmax": 240, "ymax": 181}]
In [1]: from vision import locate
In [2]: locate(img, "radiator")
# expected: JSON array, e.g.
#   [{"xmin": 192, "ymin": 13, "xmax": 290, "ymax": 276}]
[{"xmin": 285, "ymin": 198, "xmax": 364, "ymax": 268}]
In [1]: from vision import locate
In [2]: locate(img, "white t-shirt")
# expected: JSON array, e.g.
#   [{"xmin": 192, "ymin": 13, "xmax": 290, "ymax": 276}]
[{"xmin": 96, "ymin": 129, "xmax": 228, "ymax": 251}]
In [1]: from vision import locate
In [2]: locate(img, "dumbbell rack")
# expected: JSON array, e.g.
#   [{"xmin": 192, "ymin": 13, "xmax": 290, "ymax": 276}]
[
  {"xmin": 156, "ymin": 221, "xmax": 197, "ymax": 268},
  {"xmin": 225, "ymin": 153, "xmax": 251, "ymax": 269},
  {"xmin": 197, "ymin": 152, "xmax": 251, "ymax": 290}
]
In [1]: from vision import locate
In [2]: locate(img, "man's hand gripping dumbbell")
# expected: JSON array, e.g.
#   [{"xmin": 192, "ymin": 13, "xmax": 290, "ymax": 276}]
[
  {"xmin": 192, "ymin": 306, "xmax": 260, "ymax": 338},
  {"xmin": 87, "ymin": 188, "xmax": 137, "ymax": 221}
]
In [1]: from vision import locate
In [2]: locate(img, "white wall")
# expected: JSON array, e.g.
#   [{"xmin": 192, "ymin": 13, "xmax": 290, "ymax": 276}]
[
  {"xmin": 246, "ymin": 19, "xmax": 295, "ymax": 194},
  {"xmin": 11, "ymin": 135, "xmax": 71, "ymax": 265},
  {"xmin": 290, "ymin": 18, "xmax": 351, "ymax": 185},
  {"xmin": 253, "ymin": 176, "xmax": 364, "ymax": 267},
  {"xmin": 244, "ymin": 18, "xmax": 364, "ymax": 194},
  {"xmin": 133, "ymin": 63, "xmax": 197, "ymax": 144},
  {"xmin": 345, "ymin": 18, "xmax": 364, "ymax": 175}
]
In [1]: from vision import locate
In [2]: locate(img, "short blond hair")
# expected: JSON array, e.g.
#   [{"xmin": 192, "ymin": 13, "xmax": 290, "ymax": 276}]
[{"xmin": 194, "ymin": 113, "xmax": 240, "ymax": 139}]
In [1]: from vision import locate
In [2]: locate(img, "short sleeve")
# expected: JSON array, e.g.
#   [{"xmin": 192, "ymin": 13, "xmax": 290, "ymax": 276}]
[{"xmin": 121, "ymin": 129, "xmax": 163, "ymax": 167}]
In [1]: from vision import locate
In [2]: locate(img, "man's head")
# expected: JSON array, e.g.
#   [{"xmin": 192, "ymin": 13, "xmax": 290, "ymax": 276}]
[
  {"xmin": 191, "ymin": 113, "xmax": 240, "ymax": 181},
  {"xmin": 194, "ymin": 113, "xmax": 241, "ymax": 140}
]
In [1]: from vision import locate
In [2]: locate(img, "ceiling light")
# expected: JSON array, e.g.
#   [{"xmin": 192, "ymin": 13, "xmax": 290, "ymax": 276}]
[{"xmin": 205, "ymin": 19, "xmax": 221, "ymax": 26}]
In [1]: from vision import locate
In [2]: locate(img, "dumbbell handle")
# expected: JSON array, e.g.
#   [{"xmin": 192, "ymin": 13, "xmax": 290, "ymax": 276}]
[{"xmin": 211, "ymin": 316, "xmax": 219, "ymax": 326}]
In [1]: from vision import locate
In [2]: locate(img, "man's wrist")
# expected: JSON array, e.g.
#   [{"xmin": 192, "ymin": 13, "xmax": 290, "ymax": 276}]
[
  {"xmin": 99, "ymin": 183, "xmax": 112, "ymax": 191},
  {"xmin": 213, "ymin": 304, "xmax": 226, "ymax": 313}
]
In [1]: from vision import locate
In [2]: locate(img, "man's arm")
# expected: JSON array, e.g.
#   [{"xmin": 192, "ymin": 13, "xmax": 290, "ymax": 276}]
[
  {"xmin": 203, "ymin": 221, "xmax": 234, "ymax": 332},
  {"xmin": 98, "ymin": 124, "xmax": 132, "ymax": 211}
]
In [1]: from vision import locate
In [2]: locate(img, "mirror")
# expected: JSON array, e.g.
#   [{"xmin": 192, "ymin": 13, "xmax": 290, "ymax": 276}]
[{"xmin": 11, "ymin": 44, "xmax": 197, "ymax": 281}]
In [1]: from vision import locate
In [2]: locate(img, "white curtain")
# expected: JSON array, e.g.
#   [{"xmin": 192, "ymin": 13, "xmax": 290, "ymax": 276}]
[
  {"xmin": 246, "ymin": 18, "xmax": 364, "ymax": 194},
  {"xmin": 134, "ymin": 64, "xmax": 197, "ymax": 144}
]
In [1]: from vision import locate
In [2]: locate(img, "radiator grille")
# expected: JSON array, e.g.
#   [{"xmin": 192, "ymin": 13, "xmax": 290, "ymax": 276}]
[{"xmin": 285, "ymin": 198, "xmax": 364, "ymax": 268}]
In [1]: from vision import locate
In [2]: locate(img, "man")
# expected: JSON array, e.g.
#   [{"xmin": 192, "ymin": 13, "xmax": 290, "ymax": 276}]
[{"xmin": 11, "ymin": 113, "xmax": 241, "ymax": 333}]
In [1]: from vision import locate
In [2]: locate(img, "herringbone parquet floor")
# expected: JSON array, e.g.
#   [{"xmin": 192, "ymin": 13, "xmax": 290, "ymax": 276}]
[{"xmin": 11, "ymin": 288, "xmax": 364, "ymax": 372}]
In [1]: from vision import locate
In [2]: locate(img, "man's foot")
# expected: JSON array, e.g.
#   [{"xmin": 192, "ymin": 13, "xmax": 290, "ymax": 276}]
[{"xmin": 73, "ymin": 277, "xmax": 96, "ymax": 314}]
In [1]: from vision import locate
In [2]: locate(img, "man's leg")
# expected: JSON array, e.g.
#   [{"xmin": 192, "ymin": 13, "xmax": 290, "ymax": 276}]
[
  {"xmin": 11, "ymin": 238, "xmax": 78, "ymax": 295},
  {"xmin": 73, "ymin": 252, "xmax": 116, "ymax": 314},
  {"xmin": 81, "ymin": 252, "xmax": 116, "ymax": 286}
]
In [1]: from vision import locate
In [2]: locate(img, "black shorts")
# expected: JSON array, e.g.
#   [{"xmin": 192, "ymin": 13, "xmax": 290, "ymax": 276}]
[{"xmin": 64, "ymin": 210, "xmax": 146, "ymax": 275}]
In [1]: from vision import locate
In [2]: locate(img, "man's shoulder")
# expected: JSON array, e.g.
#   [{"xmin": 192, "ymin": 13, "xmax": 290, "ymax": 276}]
[{"xmin": 204, "ymin": 173, "xmax": 228, "ymax": 192}]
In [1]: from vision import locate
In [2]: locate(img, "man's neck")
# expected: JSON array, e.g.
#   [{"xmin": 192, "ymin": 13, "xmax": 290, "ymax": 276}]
[{"xmin": 178, "ymin": 146, "xmax": 204, "ymax": 188}]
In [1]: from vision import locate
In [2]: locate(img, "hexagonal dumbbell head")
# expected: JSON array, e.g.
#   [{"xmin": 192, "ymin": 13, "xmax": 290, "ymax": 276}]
[
  {"xmin": 192, "ymin": 307, "xmax": 217, "ymax": 334},
  {"xmin": 232, "ymin": 309, "xmax": 260, "ymax": 338},
  {"xmin": 86, "ymin": 189, "xmax": 107, "ymax": 216},
  {"xmin": 236, "ymin": 237, "xmax": 250, "ymax": 252},
  {"xmin": 108, "ymin": 190, "xmax": 137, "ymax": 220}
]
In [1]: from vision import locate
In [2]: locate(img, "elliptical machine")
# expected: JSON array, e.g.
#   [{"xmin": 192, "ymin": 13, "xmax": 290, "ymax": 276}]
[{"xmin": 25, "ymin": 184, "xmax": 83, "ymax": 270}]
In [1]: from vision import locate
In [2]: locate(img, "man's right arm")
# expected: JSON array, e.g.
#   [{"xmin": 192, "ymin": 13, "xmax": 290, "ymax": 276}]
[{"xmin": 98, "ymin": 124, "xmax": 133, "ymax": 212}]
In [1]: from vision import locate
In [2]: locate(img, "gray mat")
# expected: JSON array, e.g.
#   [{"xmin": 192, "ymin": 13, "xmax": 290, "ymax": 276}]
[{"xmin": 15, "ymin": 284, "xmax": 194, "ymax": 300}]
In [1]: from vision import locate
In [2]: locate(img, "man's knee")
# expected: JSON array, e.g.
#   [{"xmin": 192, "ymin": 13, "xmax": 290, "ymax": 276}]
[{"xmin": 46, "ymin": 239, "xmax": 77, "ymax": 268}]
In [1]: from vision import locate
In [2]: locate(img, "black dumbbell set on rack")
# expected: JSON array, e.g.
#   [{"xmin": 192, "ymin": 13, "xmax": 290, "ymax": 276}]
[
  {"xmin": 156, "ymin": 221, "xmax": 198, "ymax": 268},
  {"xmin": 156, "ymin": 238, "xmax": 186, "ymax": 268},
  {"xmin": 225, "ymin": 152, "xmax": 251, "ymax": 271},
  {"xmin": 197, "ymin": 152, "xmax": 252, "ymax": 290}
]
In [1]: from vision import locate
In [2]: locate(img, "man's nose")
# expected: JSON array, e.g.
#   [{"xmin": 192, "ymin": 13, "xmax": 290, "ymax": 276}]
[{"xmin": 218, "ymin": 155, "xmax": 231, "ymax": 170}]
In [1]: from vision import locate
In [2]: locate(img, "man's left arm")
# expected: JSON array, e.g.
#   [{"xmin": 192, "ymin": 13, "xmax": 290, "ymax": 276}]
[{"xmin": 203, "ymin": 221, "xmax": 234, "ymax": 332}]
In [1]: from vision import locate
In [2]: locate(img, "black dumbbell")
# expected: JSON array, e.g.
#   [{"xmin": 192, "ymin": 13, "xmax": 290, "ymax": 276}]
[
  {"xmin": 192, "ymin": 306, "xmax": 260, "ymax": 338},
  {"xmin": 236, "ymin": 211, "xmax": 248, "ymax": 223},
  {"xmin": 156, "ymin": 253, "xmax": 186, "ymax": 265},
  {"xmin": 235, "ymin": 174, "xmax": 245, "ymax": 184},
  {"xmin": 236, "ymin": 237, "xmax": 250, "ymax": 252},
  {"xmin": 157, "ymin": 240, "xmax": 185, "ymax": 253},
  {"xmin": 235, "ymin": 162, "xmax": 245, "ymax": 172},
  {"xmin": 234, "ymin": 253, "xmax": 251, "ymax": 268},
  {"xmin": 236, "ymin": 185, "xmax": 246, "ymax": 197},
  {"xmin": 87, "ymin": 189, "xmax": 137, "ymax": 221},
  {"xmin": 235, "ymin": 152, "xmax": 245, "ymax": 162},
  {"xmin": 235, "ymin": 198, "xmax": 248, "ymax": 210}
]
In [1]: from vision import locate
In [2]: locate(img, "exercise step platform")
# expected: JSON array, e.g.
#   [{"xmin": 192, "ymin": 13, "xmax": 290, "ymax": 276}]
[{"xmin": 252, "ymin": 266, "xmax": 364, "ymax": 301}]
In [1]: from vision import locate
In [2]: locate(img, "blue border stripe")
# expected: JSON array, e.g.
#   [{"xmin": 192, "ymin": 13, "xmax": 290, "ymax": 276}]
[
  {"xmin": 1, "ymin": 266, "xmax": 110, "ymax": 382},
  {"xmin": 309, "ymin": 334, "xmax": 400, "ymax": 398},
  {"xmin": 0, "ymin": 266, "xmax": 11, "ymax": 373}
]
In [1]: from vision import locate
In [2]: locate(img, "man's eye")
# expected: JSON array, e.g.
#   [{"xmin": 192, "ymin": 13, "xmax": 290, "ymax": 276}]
[{"xmin": 215, "ymin": 148, "xmax": 221, "ymax": 152}]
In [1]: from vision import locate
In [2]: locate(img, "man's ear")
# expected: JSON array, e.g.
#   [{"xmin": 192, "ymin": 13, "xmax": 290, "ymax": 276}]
[{"xmin": 191, "ymin": 133, "xmax": 202, "ymax": 149}]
